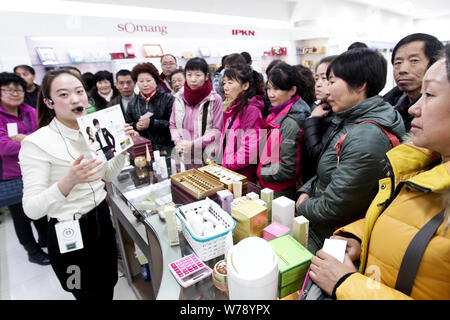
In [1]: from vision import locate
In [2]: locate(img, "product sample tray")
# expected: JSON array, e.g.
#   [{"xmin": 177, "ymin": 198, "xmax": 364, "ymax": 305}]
[
  {"xmin": 172, "ymin": 179, "xmax": 262, "ymax": 206},
  {"xmin": 198, "ymin": 164, "xmax": 247, "ymax": 192},
  {"xmin": 170, "ymin": 169, "xmax": 225, "ymax": 200},
  {"xmin": 176, "ymin": 198, "xmax": 236, "ymax": 261}
]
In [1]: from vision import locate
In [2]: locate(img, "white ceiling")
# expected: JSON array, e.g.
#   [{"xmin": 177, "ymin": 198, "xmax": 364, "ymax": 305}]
[
  {"xmin": 63, "ymin": 0, "xmax": 450, "ymax": 20},
  {"xmin": 62, "ymin": 0, "xmax": 296, "ymax": 21},
  {"xmin": 348, "ymin": 0, "xmax": 450, "ymax": 19}
]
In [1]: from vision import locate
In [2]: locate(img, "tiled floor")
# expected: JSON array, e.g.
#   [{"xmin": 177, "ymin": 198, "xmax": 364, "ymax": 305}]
[{"xmin": 0, "ymin": 210, "xmax": 137, "ymax": 300}]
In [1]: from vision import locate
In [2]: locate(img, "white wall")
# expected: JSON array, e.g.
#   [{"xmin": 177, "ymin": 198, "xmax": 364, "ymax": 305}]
[
  {"xmin": 0, "ymin": 36, "xmax": 31, "ymax": 72},
  {"xmin": 414, "ymin": 15, "xmax": 450, "ymax": 41},
  {"xmin": 1, "ymin": 1, "xmax": 448, "ymax": 82},
  {"xmin": 290, "ymin": 0, "xmax": 416, "ymax": 44},
  {"xmin": 67, "ymin": 0, "xmax": 294, "ymax": 21},
  {"xmin": 0, "ymin": 11, "xmax": 293, "ymax": 76},
  {"xmin": 288, "ymin": 0, "xmax": 450, "ymax": 94}
]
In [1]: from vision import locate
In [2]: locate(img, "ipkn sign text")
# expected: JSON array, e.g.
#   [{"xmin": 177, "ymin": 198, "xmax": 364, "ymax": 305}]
[{"xmin": 232, "ymin": 29, "xmax": 255, "ymax": 36}]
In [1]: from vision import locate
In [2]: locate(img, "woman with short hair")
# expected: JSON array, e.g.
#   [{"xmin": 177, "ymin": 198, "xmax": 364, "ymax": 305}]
[
  {"xmin": 0, "ymin": 72, "xmax": 49, "ymax": 265},
  {"xmin": 216, "ymin": 53, "xmax": 248, "ymax": 101},
  {"xmin": 296, "ymin": 48, "xmax": 406, "ymax": 253},
  {"xmin": 169, "ymin": 57, "xmax": 223, "ymax": 166},
  {"xmin": 89, "ymin": 70, "xmax": 120, "ymax": 111},
  {"xmin": 126, "ymin": 62, "xmax": 174, "ymax": 154}
]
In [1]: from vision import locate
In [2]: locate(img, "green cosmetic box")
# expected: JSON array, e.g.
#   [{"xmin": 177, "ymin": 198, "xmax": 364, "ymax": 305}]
[{"xmin": 269, "ymin": 234, "xmax": 313, "ymax": 298}]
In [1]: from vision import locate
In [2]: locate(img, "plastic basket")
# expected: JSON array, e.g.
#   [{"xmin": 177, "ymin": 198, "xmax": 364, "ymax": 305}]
[{"xmin": 176, "ymin": 198, "xmax": 236, "ymax": 261}]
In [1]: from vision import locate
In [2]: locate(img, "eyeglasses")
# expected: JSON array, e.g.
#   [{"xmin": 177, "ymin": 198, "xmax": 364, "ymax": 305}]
[{"xmin": 1, "ymin": 88, "xmax": 25, "ymax": 95}]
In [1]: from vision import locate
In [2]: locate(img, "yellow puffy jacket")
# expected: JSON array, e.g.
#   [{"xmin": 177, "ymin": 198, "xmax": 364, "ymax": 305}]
[{"xmin": 335, "ymin": 144, "xmax": 450, "ymax": 300}]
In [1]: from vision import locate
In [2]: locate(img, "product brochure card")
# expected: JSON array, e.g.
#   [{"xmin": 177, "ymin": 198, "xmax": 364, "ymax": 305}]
[{"xmin": 77, "ymin": 104, "xmax": 134, "ymax": 162}]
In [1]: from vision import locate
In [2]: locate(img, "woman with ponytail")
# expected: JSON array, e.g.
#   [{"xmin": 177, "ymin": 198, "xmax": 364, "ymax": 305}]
[
  {"xmin": 218, "ymin": 63, "xmax": 265, "ymax": 182},
  {"xmin": 257, "ymin": 62, "xmax": 311, "ymax": 200}
]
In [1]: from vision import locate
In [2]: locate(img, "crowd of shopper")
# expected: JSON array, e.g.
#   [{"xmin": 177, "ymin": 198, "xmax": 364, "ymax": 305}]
[{"xmin": 0, "ymin": 33, "xmax": 448, "ymax": 300}]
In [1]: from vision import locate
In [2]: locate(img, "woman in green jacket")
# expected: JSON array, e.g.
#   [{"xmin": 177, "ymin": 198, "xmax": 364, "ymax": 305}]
[{"xmin": 296, "ymin": 48, "xmax": 406, "ymax": 253}]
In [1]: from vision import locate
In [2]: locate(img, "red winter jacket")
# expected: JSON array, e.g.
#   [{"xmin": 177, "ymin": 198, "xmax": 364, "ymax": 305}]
[{"xmin": 219, "ymin": 95, "xmax": 264, "ymax": 183}]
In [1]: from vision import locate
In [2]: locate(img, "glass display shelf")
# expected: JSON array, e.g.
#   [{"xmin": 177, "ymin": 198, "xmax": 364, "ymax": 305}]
[{"xmin": 107, "ymin": 159, "xmax": 228, "ymax": 300}]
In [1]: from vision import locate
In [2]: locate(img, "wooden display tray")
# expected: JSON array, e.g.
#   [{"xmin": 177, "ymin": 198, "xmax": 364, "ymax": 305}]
[
  {"xmin": 170, "ymin": 169, "xmax": 225, "ymax": 200},
  {"xmin": 172, "ymin": 179, "xmax": 261, "ymax": 206},
  {"xmin": 198, "ymin": 164, "xmax": 247, "ymax": 192}
]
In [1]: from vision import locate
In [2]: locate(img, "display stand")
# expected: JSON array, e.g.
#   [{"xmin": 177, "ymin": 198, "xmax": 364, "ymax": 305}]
[
  {"xmin": 106, "ymin": 163, "xmax": 261, "ymax": 300},
  {"xmin": 106, "ymin": 183, "xmax": 158, "ymax": 299}
]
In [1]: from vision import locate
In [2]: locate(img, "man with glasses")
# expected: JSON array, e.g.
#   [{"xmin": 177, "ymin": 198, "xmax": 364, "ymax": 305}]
[
  {"xmin": 160, "ymin": 54, "xmax": 178, "ymax": 93},
  {"xmin": 108, "ymin": 69, "xmax": 135, "ymax": 115},
  {"xmin": 13, "ymin": 65, "xmax": 40, "ymax": 108}
]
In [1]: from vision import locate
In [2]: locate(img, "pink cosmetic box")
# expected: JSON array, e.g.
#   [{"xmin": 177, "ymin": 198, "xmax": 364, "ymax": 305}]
[{"xmin": 263, "ymin": 222, "xmax": 290, "ymax": 241}]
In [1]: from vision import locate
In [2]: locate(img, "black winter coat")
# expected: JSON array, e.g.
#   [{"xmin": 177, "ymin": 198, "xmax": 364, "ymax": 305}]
[
  {"xmin": 301, "ymin": 103, "xmax": 336, "ymax": 182},
  {"xmin": 125, "ymin": 87, "xmax": 175, "ymax": 151},
  {"xmin": 383, "ymin": 86, "xmax": 416, "ymax": 131}
]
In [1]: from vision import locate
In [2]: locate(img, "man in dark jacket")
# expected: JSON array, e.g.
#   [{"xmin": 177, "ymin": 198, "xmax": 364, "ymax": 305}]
[
  {"xmin": 108, "ymin": 69, "xmax": 135, "ymax": 115},
  {"xmin": 159, "ymin": 54, "xmax": 178, "ymax": 93},
  {"xmin": 383, "ymin": 33, "xmax": 443, "ymax": 132},
  {"xmin": 14, "ymin": 65, "xmax": 40, "ymax": 108}
]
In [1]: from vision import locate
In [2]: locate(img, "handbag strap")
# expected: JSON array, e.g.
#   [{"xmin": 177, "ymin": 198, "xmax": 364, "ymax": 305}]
[
  {"xmin": 221, "ymin": 110, "xmax": 240, "ymax": 156},
  {"xmin": 394, "ymin": 209, "xmax": 445, "ymax": 296},
  {"xmin": 201, "ymin": 100, "xmax": 211, "ymax": 136},
  {"xmin": 336, "ymin": 120, "xmax": 400, "ymax": 164}
]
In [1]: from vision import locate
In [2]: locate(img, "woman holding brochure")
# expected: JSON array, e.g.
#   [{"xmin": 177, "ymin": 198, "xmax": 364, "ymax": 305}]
[{"xmin": 19, "ymin": 69, "xmax": 139, "ymax": 300}]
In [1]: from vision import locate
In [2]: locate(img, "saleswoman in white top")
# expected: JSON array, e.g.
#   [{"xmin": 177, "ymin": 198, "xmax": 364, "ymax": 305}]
[{"xmin": 19, "ymin": 69, "xmax": 138, "ymax": 300}]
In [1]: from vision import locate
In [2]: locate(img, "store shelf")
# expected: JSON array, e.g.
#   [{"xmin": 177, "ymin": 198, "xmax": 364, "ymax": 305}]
[{"xmin": 32, "ymin": 57, "xmax": 156, "ymax": 67}]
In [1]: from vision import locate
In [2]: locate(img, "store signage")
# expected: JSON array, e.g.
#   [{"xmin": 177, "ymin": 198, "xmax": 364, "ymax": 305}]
[
  {"xmin": 232, "ymin": 29, "xmax": 255, "ymax": 36},
  {"xmin": 117, "ymin": 22, "xmax": 168, "ymax": 35}
]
